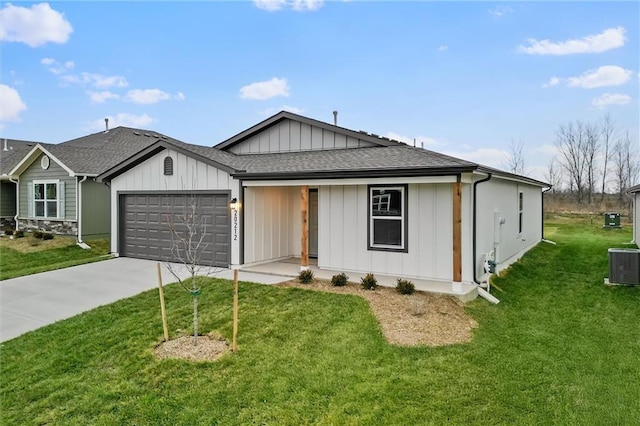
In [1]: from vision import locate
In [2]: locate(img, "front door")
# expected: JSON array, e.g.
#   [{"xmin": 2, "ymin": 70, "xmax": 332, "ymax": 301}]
[{"xmin": 309, "ymin": 189, "xmax": 318, "ymax": 258}]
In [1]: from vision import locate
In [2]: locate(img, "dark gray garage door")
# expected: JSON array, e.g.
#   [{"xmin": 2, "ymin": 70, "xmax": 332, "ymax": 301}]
[{"xmin": 120, "ymin": 193, "xmax": 230, "ymax": 267}]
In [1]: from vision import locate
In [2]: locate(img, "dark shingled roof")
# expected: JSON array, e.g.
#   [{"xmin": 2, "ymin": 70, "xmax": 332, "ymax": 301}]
[
  {"xmin": 0, "ymin": 139, "xmax": 46, "ymax": 175},
  {"xmin": 231, "ymin": 145, "xmax": 477, "ymax": 175},
  {"xmin": 51, "ymin": 126, "xmax": 175, "ymax": 174}
]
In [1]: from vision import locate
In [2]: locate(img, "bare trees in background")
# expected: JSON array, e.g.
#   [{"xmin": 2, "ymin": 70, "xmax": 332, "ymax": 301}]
[
  {"xmin": 551, "ymin": 113, "xmax": 639, "ymax": 208},
  {"xmin": 504, "ymin": 138, "xmax": 526, "ymax": 175}
]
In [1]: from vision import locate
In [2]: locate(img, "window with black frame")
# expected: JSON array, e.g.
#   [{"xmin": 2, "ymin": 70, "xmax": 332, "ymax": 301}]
[{"xmin": 369, "ymin": 186, "xmax": 406, "ymax": 251}]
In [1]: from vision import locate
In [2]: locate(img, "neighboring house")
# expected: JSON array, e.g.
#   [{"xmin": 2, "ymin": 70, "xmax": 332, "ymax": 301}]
[
  {"xmin": 98, "ymin": 111, "xmax": 549, "ymax": 299},
  {"xmin": 627, "ymin": 184, "xmax": 640, "ymax": 245},
  {"xmin": 7, "ymin": 126, "xmax": 177, "ymax": 241},
  {"xmin": 0, "ymin": 138, "xmax": 44, "ymax": 229}
]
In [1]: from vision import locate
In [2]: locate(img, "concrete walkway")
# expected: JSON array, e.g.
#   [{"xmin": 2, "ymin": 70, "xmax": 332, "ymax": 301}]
[{"xmin": 0, "ymin": 257, "xmax": 291, "ymax": 343}]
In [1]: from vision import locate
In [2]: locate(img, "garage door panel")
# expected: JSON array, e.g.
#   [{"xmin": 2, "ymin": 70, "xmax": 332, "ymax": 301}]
[{"xmin": 121, "ymin": 193, "xmax": 230, "ymax": 267}]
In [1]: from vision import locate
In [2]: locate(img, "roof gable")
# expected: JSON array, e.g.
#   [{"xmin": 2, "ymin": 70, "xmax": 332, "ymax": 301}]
[
  {"xmin": 215, "ymin": 111, "xmax": 404, "ymax": 152},
  {"xmin": 9, "ymin": 144, "xmax": 75, "ymax": 177},
  {"xmin": 0, "ymin": 139, "xmax": 45, "ymax": 175}
]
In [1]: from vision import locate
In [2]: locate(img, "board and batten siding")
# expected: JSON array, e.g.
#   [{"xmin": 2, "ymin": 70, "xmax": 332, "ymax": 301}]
[
  {"xmin": 19, "ymin": 153, "xmax": 76, "ymax": 220},
  {"xmin": 243, "ymin": 186, "xmax": 301, "ymax": 264},
  {"xmin": 227, "ymin": 119, "xmax": 378, "ymax": 154},
  {"xmin": 318, "ymin": 183, "xmax": 456, "ymax": 282},
  {"xmin": 474, "ymin": 177, "xmax": 542, "ymax": 277},
  {"xmin": 109, "ymin": 149, "xmax": 239, "ymax": 260}
]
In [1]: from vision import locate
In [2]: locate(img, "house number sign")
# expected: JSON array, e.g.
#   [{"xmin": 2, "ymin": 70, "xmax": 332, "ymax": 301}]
[{"xmin": 233, "ymin": 210, "xmax": 238, "ymax": 241}]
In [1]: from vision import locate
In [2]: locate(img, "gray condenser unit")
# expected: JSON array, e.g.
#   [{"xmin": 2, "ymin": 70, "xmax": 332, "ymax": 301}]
[{"xmin": 608, "ymin": 248, "xmax": 640, "ymax": 285}]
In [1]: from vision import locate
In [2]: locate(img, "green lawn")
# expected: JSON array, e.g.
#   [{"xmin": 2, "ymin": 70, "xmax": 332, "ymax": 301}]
[
  {"xmin": 1, "ymin": 221, "xmax": 639, "ymax": 425},
  {"xmin": 0, "ymin": 238, "xmax": 111, "ymax": 280}
]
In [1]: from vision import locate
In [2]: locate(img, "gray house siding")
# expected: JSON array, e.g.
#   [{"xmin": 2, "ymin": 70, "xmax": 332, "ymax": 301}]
[
  {"xmin": 0, "ymin": 181, "xmax": 17, "ymax": 219},
  {"xmin": 81, "ymin": 179, "xmax": 110, "ymax": 239},
  {"xmin": 227, "ymin": 119, "xmax": 378, "ymax": 154},
  {"xmin": 18, "ymin": 153, "xmax": 77, "ymax": 234}
]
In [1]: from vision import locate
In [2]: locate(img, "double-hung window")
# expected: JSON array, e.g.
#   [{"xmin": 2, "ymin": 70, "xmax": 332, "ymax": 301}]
[
  {"xmin": 368, "ymin": 185, "xmax": 407, "ymax": 252},
  {"xmin": 29, "ymin": 180, "xmax": 64, "ymax": 218}
]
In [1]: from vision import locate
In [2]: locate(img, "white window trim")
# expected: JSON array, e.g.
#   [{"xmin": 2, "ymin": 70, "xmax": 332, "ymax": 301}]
[
  {"xmin": 31, "ymin": 179, "xmax": 64, "ymax": 219},
  {"xmin": 369, "ymin": 186, "xmax": 406, "ymax": 251},
  {"xmin": 518, "ymin": 191, "xmax": 524, "ymax": 235}
]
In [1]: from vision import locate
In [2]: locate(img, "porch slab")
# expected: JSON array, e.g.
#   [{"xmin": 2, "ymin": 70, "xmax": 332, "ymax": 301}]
[{"xmin": 241, "ymin": 258, "xmax": 478, "ymax": 302}]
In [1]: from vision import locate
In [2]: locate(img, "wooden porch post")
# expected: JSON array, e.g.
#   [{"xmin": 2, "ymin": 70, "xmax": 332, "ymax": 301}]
[
  {"xmin": 301, "ymin": 185, "xmax": 309, "ymax": 269},
  {"xmin": 452, "ymin": 181, "xmax": 462, "ymax": 282}
]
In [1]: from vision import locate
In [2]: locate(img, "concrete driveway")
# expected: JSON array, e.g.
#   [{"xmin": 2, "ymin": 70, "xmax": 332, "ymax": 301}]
[{"xmin": 0, "ymin": 257, "xmax": 290, "ymax": 343}]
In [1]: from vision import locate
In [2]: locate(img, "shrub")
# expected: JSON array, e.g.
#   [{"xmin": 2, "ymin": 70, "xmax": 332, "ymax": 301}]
[
  {"xmin": 42, "ymin": 232, "xmax": 54, "ymax": 240},
  {"xmin": 33, "ymin": 230, "xmax": 43, "ymax": 239},
  {"xmin": 14, "ymin": 230, "xmax": 24, "ymax": 238},
  {"xmin": 298, "ymin": 269, "xmax": 314, "ymax": 284},
  {"xmin": 331, "ymin": 273, "xmax": 349, "ymax": 287},
  {"xmin": 4, "ymin": 229, "xmax": 14, "ymax": 236},
  {"xmin": 360, "ymin": 273, "xmax": 378, "ymax": 290},
  {"xmin": 396, "ymin": 279, "xmax": 415, "ymax": 295}
]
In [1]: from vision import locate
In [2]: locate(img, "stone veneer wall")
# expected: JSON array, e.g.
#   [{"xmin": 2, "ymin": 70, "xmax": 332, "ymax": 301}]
[{"xmin": 19, "ymin": 219, "xmax": 77, "ymax": 236}]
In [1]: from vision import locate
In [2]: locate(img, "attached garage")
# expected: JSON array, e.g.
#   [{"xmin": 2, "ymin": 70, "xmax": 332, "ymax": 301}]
[{"xmin": 119, "ymin": 192, "xmax": 230, "ymax": 267}]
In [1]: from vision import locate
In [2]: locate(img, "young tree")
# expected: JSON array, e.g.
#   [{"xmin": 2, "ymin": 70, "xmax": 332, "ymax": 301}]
[
  {"xmin": 164, "ymin": 195, "xmax": 220, "ymax": 346},
  {"xmin": 504, "ymin": 138, "xmax": 526, "ymax": 175}
]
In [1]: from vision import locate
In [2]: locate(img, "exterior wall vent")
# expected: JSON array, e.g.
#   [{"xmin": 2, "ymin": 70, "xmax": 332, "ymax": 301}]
[
  {"xmin": 163, "ymin": 156, "xmax": 173, "ymax": 176},
  {"xmin": 608, "ymin": 248, "xmax": 640, "ymax": 285}
]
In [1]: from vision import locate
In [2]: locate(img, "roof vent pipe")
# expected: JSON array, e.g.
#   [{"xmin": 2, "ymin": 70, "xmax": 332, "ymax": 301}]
[
  {"xmin": 3, "ymin": 138, "xmax": 8, "ymax": 151},
  {"xmin": 333, "ymin": 110, "xmax": 338, "ymax": 126},
  {"xmin": 104, "ymin": 118, "xmax": 109, "ymax": 133}
]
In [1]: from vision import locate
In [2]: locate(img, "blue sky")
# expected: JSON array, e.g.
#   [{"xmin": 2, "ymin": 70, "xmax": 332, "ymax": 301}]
[{"xmin": 1, "ymin": 1, "xmax": 638, "ymax": 181}]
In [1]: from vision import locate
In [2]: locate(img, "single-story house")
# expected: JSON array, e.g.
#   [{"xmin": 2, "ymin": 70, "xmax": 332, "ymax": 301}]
[
  {"xmin": 98, "ymin": 111, "xmax": 549, "ymax": 299},
  {"xmin": 627, "ymin": 184, "xmax": 640, "ymax": 245},
  {"xmin": 0, "ymin": 138, "xmax": 43, "ymax": 229},
  {"xmin": 7, "ymin": 126, "xmax": 179, "ymax": 242}
]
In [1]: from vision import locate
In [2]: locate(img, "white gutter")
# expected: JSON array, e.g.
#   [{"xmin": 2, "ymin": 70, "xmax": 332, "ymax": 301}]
[
  {"xmin": 76, "ymin": 176, "xmax": 90, "ymax": 249},
  {"xmin": 9, "ymin": 176, "xmax": 19, "ymax": 228}
]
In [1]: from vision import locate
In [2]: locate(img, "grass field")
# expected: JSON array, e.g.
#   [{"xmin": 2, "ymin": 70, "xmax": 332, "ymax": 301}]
[
  {"xmin": 0, "ymin": 237, "xmax": 110, "ymax": 280},
  {"xmin": 1, "ymin": 220, "xmax": 639, "ymax": 425}
]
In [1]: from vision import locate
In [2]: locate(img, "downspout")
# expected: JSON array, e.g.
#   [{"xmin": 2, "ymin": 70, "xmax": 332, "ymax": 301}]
[
  {"xmin": 472, "ymin": 172, "xmax": 500, "ymax": 304},
  {"xmin": 76, "ymin": 176, "xmax": 90, "ymax": 249},
  {"xmin": 541, "ymin": 186, "xmax": 556, "ymax": 245},
  {"xmin": 9, "ymin": 176, "xmax": 19, "ymax": 228}
]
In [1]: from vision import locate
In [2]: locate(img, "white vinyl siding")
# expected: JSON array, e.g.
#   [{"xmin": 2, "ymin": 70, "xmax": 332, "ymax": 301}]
[
  {"xmin": 319, "ymin": 183, "xmax": 453, "ymax": 282},
  {"xmin": 227, "ymin": 119, "xmax": 378, "ymax": 154}
]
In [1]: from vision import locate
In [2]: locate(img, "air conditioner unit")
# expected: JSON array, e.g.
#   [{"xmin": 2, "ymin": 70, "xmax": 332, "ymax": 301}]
[{"xmin": 608, "ymin": 248, "xmax": 640, "ymax": 285}]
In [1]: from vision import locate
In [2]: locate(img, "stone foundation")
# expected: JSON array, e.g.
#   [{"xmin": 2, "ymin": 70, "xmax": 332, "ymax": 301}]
[
  {"xmin": 1, "ymin": 217, "xmax": 16, "ymax": 230},
  {"xmin": 18, "ymin": 218, "xmax": 78, "ymax": 236}
]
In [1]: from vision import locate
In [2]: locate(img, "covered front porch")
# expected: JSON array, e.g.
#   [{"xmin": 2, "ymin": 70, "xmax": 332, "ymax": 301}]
[{"xmin": 241, "ymin": 257, "xmax": 478, "ymax": 302}]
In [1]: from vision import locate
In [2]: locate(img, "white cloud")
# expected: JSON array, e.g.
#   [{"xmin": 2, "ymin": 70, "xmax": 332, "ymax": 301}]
[
  {"xmin": 175, "ymin": 92, "xmax": 185, "ymax": 101},
  {"xmin": 125, "ymin": 89, "xmax": 171, "ymax": 104},
  {"xmin": 489, "ymin": 5, "xmax": 512, "ymax": 18},
  {"xmin": 542, "ymin": 76, "xmax": 560, "ymax": 88},
  {"xmin": 261, "ymin": 105, "xmax": 305, "ymax": 116},
  {"xmin": 544, "ymin": 66, "xmax": 633, "ymax": 89},
  {"xmin": 41, "ymin": 57, "xmax": 75, "ymax": 75},
  {"xmin": 567, "ymin": 65, "xmax": 632, "ymax": 89},
  {"xmin": 437, "ymin": 45, "xmax": 448, "ymax": 52},
  {"xmin": 253, "ymin": 0, "xmax": 322, "ymax": 11},
  {"xmin": 443, "ymin": 148, "xmax": 509, "ymax": 168},
  {"xmin": 88, "ymin": 91, "xmax": 119, "ymax": 104},
  {"xmin": 518, "ymin": 27, "xmax": 626, "ymax": 55},
  {"xmin": 592, "ymin": 93, "xmax": 632, "ymax": 109},
  {"xmin": 0, "ymin": 84, "xmax": 27, "ymax": 122},
  {"xmin": 0, "ymin": 3, "xmax": 73, "ymax": 47},
  {"xmin": 384, "ymin": 132, "xmax": 446, "ymax": 148},
  {"xmin": 61, "ymin": 72, "xmax": 129, "ymax": 89},
  {"xmin": 239, "ymin": 77, "xmax": 290, "ymax": 100},
  {"xmin": 88, "ymin": 113, "xmax": 155, "ymax": 131}
]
